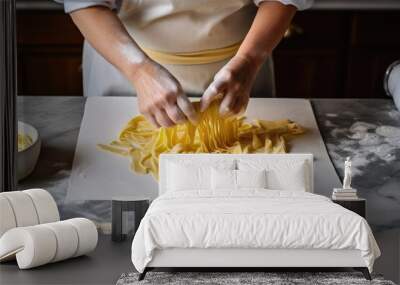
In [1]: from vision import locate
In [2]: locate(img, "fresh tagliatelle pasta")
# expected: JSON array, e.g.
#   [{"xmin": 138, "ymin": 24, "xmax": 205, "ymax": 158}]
[{"xmin": 98, "ymin": 100, "xmax": 305, "ymax": 179}]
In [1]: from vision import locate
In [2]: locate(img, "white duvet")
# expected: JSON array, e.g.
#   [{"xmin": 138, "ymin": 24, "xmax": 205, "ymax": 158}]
[{"xmin": 131, "ymin": 190, "xmax": 380, "ymax": 273}]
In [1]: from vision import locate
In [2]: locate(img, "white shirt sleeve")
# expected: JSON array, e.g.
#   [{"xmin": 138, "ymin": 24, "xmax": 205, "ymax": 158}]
[
  {"xmin": 54, "ymin": 0, "xmax": 119, "ymax": 13},
  {"xmin": 254, "ymin": 0, "xmax": 314, "ymax": 10}
]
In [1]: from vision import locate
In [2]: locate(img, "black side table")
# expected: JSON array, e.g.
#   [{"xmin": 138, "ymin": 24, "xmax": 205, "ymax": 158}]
[
  {"xmin": 112, "ymin": 196, "xmax": 150, "ymax": 242},
  {"xmin": 332, "ymin": 198, "xmax": 366, "ymax": 218}
]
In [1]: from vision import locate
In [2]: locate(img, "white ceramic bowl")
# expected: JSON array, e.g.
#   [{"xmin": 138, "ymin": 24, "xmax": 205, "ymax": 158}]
[{"xmin": 17, "ymin": 121, "xmax": 41, "ymax": 181}]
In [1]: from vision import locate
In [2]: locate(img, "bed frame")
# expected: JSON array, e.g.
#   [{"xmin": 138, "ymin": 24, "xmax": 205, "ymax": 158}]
[
  {"xmin": 141, "ymin": 248, "xmax": 370, "ymax": 280},
  {"xmin": 139, "ymin": 154, "xmax": 371, "ymax": 281}
]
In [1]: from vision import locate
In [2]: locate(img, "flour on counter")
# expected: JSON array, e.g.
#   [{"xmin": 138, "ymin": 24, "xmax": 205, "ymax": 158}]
[
  {"xmin": 329, "ymin": 121, "xmax": 400, "ymax": 176},
  {"xmin": 385, "ymin": 136, "xmax": 400, "ymax": 147},
  {"xmin": 326, "ymin": 113, "xmax": 338, "ymax": 118},
  {"xmin": 359, "ymin": 133, "xmax": 383, "ymax": 146},
  {"xmin": 349, "ymin": 122, "xmax": 377, "ymax": 133},
  {"xmin": 314, "ymin": 99, "xmax": 400, "ymax": 231},
  {"xmin": 376, "ymin": 126, "xmax": 400, "ymax": 138}
]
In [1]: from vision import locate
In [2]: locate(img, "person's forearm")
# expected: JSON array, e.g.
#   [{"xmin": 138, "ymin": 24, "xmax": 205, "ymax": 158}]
[
  {"xmin": 237, "ymin": 1, "xmax": 296, "ymax": 67},
  {"xmin": 70, "ymin": 6, "xmax": 148, "ymax": 80},
  {"xmin": 70, "ymin": 6, "xmax": 197, "ymax": 126}
]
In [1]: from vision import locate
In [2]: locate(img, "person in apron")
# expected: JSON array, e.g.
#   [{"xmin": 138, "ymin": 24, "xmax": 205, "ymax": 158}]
[{"xmin": 57, "ymin": 0, "xmax": 312, "ymax": 127}]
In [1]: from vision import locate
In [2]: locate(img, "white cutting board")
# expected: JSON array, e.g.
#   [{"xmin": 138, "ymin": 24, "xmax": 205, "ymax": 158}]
[{"xmin": 67, "ymin": 97, "xmax": 341, "ymax": 201}]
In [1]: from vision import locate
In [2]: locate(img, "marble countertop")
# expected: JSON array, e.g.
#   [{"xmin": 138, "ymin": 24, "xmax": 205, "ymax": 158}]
[
  {"xmin": 17, "ymin": 96, "xmax": 400, "ymax": 232},
  {"xmin": 312, "ymin": 99, "xmax": 400, "ymax": 231},
  {"xmin": 16, "ymin": 0, "xmax": 400, "ymax": 10}
]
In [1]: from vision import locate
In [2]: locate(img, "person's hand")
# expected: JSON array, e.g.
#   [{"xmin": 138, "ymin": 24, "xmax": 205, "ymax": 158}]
[
  {"xmin": 131, "ymin": 59, "xmax": 198, "ymax": 128},
  {"xmin": 200, "ymin": 55, "xmax": 260, "ymax": 116}
]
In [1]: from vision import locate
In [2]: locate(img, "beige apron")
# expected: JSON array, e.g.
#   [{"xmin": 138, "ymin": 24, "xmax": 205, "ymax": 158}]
[{"xmin": 82, "ymin": 0, "xmax": 275, "ymax": 97}]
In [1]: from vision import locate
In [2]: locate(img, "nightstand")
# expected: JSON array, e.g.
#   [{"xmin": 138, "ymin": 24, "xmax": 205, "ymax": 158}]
[
  {"xmin": 332, "ymin": 198, "xmax": 366, "ymax": 218},
  {"xmin": 112, "ymin": 196, "xmax": 150, "ymax": 242}
]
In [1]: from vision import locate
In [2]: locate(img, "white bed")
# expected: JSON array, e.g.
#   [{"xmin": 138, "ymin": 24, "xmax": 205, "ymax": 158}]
[{"xmin": 131, "ymin": 154, "xmax": 380, "ymax": 280}]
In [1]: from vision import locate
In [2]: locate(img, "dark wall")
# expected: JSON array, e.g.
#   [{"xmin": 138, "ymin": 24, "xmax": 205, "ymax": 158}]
[
  {"xmin": 274, "ymin": 10, "xmax": 400, "ymax": 98},
  {"xmin": 16, "ymin": 9, "xmax": 400, "ymax": 98}
]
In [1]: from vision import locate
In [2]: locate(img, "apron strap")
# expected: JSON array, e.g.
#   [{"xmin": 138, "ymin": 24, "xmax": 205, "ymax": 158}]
[{"xmin": 141, "ymin": 42, "xmax": 241, "ymax": 65}]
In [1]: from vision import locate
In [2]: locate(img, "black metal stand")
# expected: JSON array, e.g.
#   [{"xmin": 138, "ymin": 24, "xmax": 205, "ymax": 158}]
[
  {"xmin": 112, "ymin": 198, "xmax": 150, "ymax": 242},
  {"xmin": 0, "ymin": 0, "xmax": 17, "ymax": 192}
]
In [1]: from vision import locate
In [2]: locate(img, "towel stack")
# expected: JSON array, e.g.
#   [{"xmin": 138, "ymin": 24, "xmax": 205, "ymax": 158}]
[{"xmin": 332, "ymin": 188, "xmax": 358, "ymax": 200}]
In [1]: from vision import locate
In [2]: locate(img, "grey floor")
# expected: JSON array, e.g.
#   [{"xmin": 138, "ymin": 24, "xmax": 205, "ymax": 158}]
[{"xmin": 0, "ymin": 235, "xmax": 133, "ymax": 285}]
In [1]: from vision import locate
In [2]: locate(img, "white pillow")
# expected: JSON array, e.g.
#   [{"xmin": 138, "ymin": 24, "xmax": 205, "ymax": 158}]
[
  {"xmin": 268, "ymin": 161, "xmax": 307, "ymax": 191},
  {"xmin": 238, "ymin": 159, "xmax": 308, "ymax": 191},
  {"xmin": 166, "ymin": 160, "xmax": 236, "ymax": 191},
  {"xmin": 272, "ymin": 171, "xmax": 306, "ymax": 191},
  {"xmin": 211, "ymin": 168, "xmax": 236, "ymax": 190},
  {"xmin": 167, "ymin": 162, "xmax": 210, "ymax": 191},
  {"xmin": 236, "ymin": 169, "xmax": 267, "ymax": 189},
  {"xmin": 211, "ymin": 169, "xmax": 267, "ymax": 190}
]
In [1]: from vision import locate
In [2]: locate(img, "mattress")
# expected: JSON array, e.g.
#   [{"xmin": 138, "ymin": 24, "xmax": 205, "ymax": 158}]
[{"xmin": 131, "ymin": 190, "xmax": 380, "ymax": 273}]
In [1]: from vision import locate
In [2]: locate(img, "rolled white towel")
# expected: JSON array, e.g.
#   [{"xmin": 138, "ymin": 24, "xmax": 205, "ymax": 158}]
[
  {"xmin": 42, "ymin": 221, "xmax": 79, "ymax": 262},
  {"xmin": 0, "ymin": 191, "xmax": 39, "ymax": 227},
  {"xmin": 66, "ymin": 218, "xmax": 98, "ymax": 257},
  {"xmin": 0, "ymin": 189, "xmax": 60, "ymax": 237},
  {"xmin": 0, "ymin": 196, "xmax": 17, "ymax": 237},
  {"xmin": 0, "ymin": 218, "xmax": 98, "ymax": 269},
  {"xmin": 23, "ymin": 189, "xmax": 60, "ymax": 224},
  {"xmin": 0, "ymin": 225, "xmax": 57, "ymax": 268}
]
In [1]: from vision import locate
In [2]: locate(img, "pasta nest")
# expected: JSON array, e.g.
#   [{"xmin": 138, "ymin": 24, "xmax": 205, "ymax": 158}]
[{"xmin": 98, "ymin": 100, "xmax": 305, "ymax": 179}]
